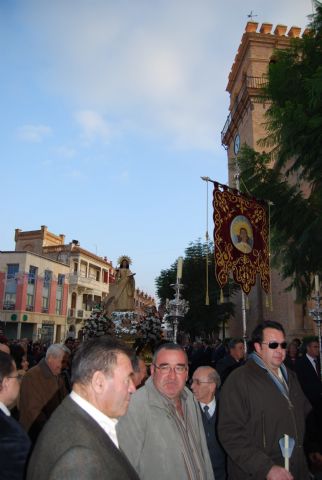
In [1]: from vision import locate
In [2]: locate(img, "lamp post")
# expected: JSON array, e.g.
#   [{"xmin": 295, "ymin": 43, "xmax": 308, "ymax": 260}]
[
  {"xmin": 165, "ymin": 257, "xmax": 189, "ymax": 343},
  {"xmin": 309, "ymin": 275, "xmax": 322, "ymax": 381}
]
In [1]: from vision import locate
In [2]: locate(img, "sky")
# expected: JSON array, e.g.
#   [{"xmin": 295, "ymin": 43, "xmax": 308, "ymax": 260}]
[{"xmin": 0, "ymin": 0, "xmax": 314, "ymax": 300}]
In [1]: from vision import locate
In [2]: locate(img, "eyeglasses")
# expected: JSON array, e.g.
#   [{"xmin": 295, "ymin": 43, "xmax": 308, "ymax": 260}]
[
  {"xmin": 190, "ymin": 379, "xmax": 215, "ymax": 386},
  {"xmin": 7, "ymin": 374, "xmax": 23, "ymax": 380},
  {"xmin": 153, "ymin": 364, "xmax": 187, "ymax": 374},
  {"xmin": 261, "ymin": 341, "xmax": 287, "ymax": 350}
]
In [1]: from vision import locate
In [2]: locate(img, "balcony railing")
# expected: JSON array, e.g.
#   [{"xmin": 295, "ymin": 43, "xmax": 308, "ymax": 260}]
[
  {"xmin": 68, "ymin": 308, "xmax": 84, "ymax": 318},
  {"xmin": 3, "ymin": 302, "xmax": 16, "ymax": 310},
  {"xmin": 221, "ymin": 75, "xmax": 268, "ymax": 146}
]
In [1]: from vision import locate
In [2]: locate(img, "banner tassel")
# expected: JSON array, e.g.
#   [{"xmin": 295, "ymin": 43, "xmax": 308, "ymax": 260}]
[{"xmin": 220, "ymin": 289, "xmax": 224, "ymax": 304}]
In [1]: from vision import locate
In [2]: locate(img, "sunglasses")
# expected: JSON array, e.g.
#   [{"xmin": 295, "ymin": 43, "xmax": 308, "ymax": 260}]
[{"xmin": 261, "ymin": 341, "xmax": 287, "ymax": 350}]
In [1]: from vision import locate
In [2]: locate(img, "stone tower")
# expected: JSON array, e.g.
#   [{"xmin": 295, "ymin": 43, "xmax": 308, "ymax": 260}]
[{"xmin": 221, "ymin": 21, "xmax": 314, "ymax": 339}]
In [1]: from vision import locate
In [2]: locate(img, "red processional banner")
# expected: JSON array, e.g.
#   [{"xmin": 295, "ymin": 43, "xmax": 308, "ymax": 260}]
[{"xmin": 213, "ymin": 182, "xmax": 270, "ymax": 295}]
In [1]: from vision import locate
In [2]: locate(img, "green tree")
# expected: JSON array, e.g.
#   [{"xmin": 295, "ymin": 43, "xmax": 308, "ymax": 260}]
[
  {"xmin": 155, "ymin": 239, "xmax": 235, "ymax": 338},
  {"xmin": 239, "ymin": 1, "xmax": 322, "ymax": 299}
]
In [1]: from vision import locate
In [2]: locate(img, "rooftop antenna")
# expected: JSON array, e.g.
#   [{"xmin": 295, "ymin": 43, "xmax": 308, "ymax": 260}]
[{"xmin": 247, "ymin": 11, "xmax": 258, "ymax": 21}]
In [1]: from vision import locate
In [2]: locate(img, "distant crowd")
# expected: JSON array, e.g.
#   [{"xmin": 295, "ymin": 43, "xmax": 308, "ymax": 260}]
[{"xmin": 0, "ymin": 322, "xmax": 321, "ymax": 480}]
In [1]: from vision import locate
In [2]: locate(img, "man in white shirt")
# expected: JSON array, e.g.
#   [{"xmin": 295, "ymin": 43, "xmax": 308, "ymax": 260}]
[
  {"xmin": 27, "ymin": 337, "xmax": 139, "ymax": 480},
  {"xmin": 191, "ymin": 366, "xmax": 227, "ymax": 480}
]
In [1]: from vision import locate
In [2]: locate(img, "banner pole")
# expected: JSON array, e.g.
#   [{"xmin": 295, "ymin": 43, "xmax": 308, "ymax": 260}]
[
  {"xmin": 234, "ymin": 159, "xmax": 248, "ymax": 355},
  {"xmin": 241, "ymin": 289, "xmax": 248, "ymax": 355}
]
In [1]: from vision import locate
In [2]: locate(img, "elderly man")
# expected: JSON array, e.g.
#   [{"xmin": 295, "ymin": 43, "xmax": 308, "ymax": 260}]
[
  {"xmin": 117, "ymin": 343, "xmax": 214, "ymax": 480},
  {"xmin": 19, "ymin": 343, "xmax": 68, "ymax": 442},
  {"xmin": 0, "ymin": 351, "xmax": 31, "ymax": 480},
  {"xmin": 218, "ymin": 321, "xmax": 310, "ymax": 480},
  {"xmin": 191, "ymin": 366, "xmax": 227, "ymax": 480},
  {"xmin": 27, "ymin": 337, "xmax": 138, "ymax": 480}
]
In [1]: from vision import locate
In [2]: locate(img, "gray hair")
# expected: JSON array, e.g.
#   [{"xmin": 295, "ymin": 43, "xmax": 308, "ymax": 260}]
[
  {"xmin": 71, "ymin": 337, "xmax": 132, "ymax": 386},
  {"xmin": 46, "ymin": 343, "xmax": 69, "ymax": 360}
]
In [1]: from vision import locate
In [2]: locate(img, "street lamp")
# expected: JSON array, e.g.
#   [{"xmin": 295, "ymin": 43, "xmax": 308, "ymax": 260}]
[{"xmin": 165, "ymin": 257, "xmax": 189, "ymax": 343}]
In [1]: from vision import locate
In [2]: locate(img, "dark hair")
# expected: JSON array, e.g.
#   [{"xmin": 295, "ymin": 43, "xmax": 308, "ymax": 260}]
[
  {"xmin": 228, "ymin": 338, "xmax": 244, "ymax": 350},
  {"xmin": 0, "ymin": 351, "xmax": 15, "ymax": 385},
  {"xmin": 251, "ymin": 321, "xmax": 285, "ymax": 344},
  {"xmin": 152, "ymin": 342, "xmax": 187, "ymax": 364},
  {"xmin": 10, "ymin": 344, "xmax": 26, "ymax": 370},
  {"xmin": 71, "ymin": 336, "xmax": 131, "ymax": 385}
]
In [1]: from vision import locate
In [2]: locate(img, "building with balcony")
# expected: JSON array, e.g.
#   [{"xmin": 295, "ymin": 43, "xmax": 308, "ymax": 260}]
[
  {"xmin": 221, "ymin": 22, "xmax": 314, "ymax": 339},
  {"xmin": 13, "ymin": 226, "xmax": 156, "ymax": 339},
  {"xmin": 14, "ymin": 226, "xmax": 115, "ymax": 338},
  {"xmin": 0, "ymin": 251, "xmax": 70, "ymax": 342}
]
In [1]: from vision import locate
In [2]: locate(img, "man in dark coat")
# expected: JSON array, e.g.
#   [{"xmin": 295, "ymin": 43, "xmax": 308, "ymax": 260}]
[
  {"xmin": 218, "ymin": 321, "xmax": 310, "ymax": 480},
  {"xmin": 191, "ymin": 366, "xmax": 227, "ymax": 480},
  {"xmin": 215, "ymin": 338, "xmax": 245, "ymax": 384},
  {"xmin": 27, "ymin": 337, "xmax": 139, "ymax": 480},
  {"xmin": 295, "ymin": 338, "xmax": 322, "ymax": 407},
  {"xmin": 0, "ymin": 351, "xmax": 31, "ymax": 480}
]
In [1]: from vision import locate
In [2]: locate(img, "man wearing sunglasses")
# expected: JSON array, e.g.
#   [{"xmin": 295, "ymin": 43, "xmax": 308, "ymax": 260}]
[
  {"xmin": 218, "ymin": 320, "xmax": 310, "ymax": 480},
  {"xmin": 117, "ymin": 343, "xmax": 214, "ymax": 480}
]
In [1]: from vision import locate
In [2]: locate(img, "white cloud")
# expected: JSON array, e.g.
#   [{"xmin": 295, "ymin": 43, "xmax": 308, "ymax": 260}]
[
  {"xmin": 17, "ymin": 124, "xmax": 52, "ymax": 143},
  {"xmin": 74, "ymin": 110, "xmax": 112, "ymax": 143},
  {"xmin": 18, "ymin": 0, "xmax": 312, "ymax": 151}
]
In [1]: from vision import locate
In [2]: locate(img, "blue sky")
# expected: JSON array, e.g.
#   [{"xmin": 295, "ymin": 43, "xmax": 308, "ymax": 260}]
[{"xmin": 0, "ymin": 0, "xmax": 313, "ymax": 300}]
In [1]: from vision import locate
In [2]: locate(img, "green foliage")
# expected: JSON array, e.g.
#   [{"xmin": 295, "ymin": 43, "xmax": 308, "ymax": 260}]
[
  {"xmin": 263, "ymin": 1, "xmax": 322, "ymax": 185},
  {"xmin": 238, "ymin": 3, "xmax": 322, "ymax": 300},
  {"xmin": 155, "ymin": 239, "xmax": 235, "ymax": 337}
]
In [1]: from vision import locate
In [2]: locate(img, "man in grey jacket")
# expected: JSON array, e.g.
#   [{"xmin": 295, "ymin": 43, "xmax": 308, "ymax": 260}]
[
  {"xmin": 117, "ymin": 343, "xmax": 214, "ymax": 480},
  {"xmin": 27, "ymin": 337, "xmax": 140, "ymax": 480}
]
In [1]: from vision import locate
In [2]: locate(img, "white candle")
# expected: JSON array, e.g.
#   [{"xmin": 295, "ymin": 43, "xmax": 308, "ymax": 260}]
[
  {"xmin": 284, "ymin": 434, "xmax": 289, "ymax": 471},
  {"xmin": 177, "ymin": 257, "xmax": 183, "ymax": 280},
  {"xmin": 315, "ymin": 275, "xmax": 320, "ymax": 293}
]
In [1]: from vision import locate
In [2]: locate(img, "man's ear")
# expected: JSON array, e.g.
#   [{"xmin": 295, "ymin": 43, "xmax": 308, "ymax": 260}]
[
  {"xmin": 254, "ymin": 342, "xmax": 261, "ymax": 355},
  {"xmin": 91, "ymin": 371, "xmax": 107, "ymax": 394}
]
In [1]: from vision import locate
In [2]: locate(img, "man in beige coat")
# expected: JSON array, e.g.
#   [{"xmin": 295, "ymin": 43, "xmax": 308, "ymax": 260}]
[
  {"xmin": 19, "ymin": 343, "xmax": 68, "ymax": 442},
  {"xmin": 117, "ymin": 343, "xmax": 214, "ymax": 480}
]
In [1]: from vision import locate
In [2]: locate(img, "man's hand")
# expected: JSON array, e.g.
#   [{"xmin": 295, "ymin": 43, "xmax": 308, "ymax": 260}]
[{"xmin": 266, "ymin": 465, "xmax": 294, "ymax": 480}]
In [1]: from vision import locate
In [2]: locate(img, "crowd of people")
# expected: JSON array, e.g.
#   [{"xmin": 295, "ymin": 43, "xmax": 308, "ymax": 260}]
[{"xmin": 0, "ymin": 321, "xmax": 321, "ymax": 480}]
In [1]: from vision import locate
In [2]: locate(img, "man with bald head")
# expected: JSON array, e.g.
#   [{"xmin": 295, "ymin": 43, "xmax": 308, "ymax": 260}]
[{"xmin": 191, "ymin": 366, "xmax": 227, "ymax": 480}]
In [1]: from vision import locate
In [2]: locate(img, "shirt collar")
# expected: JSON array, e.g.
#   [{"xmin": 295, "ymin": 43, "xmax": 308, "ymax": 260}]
[
  {"xmin": 70, "ymin": 391, "xmax": 119, "ymax": 447},
  {"xmin": 0, "ymin": 401, "xmax": 11, "ymax": 416},
  {"xmin": 200, "ymin": 397, "xmax": 216, "ymax": 417}
]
